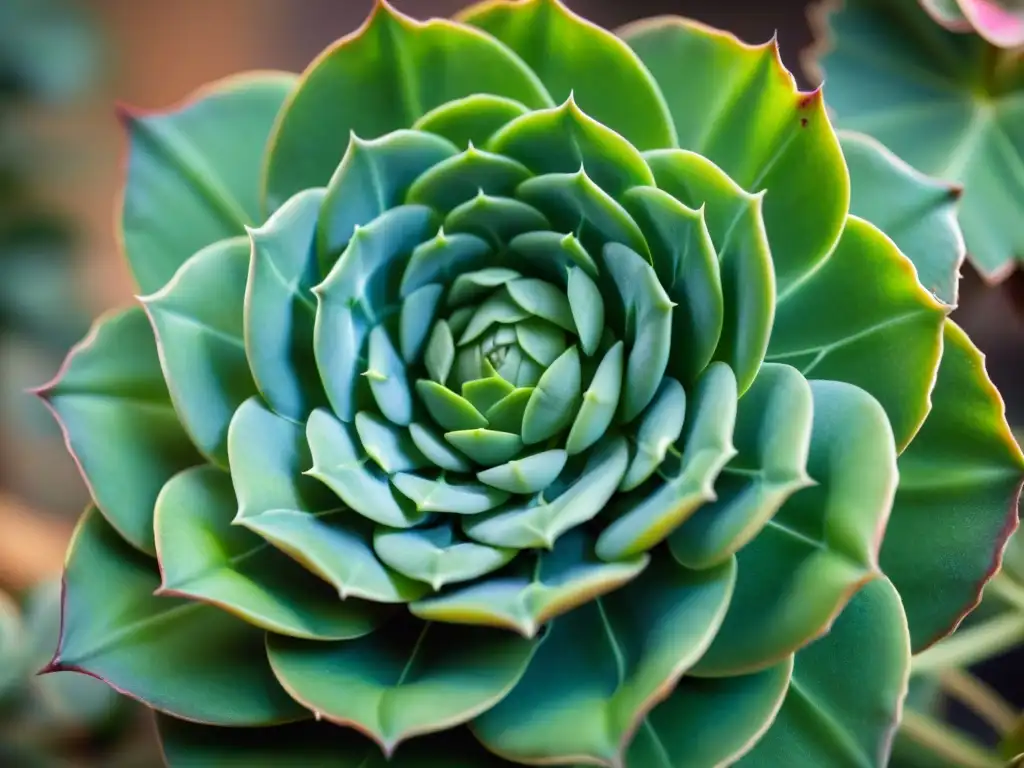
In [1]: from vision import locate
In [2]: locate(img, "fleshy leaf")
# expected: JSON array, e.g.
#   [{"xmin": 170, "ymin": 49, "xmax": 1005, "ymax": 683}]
[
  {"xmin": 141, "ymin": 236, "xmax": 258, "ymax": 465},
  {"xmin": 314, "ymin": 205, "xmax": 439, "ymax": 422},
  {"xmin": 692, "ymin": 380, "xmax": 897, "ymax": 676},
  {"xmin": 355, "ymin": 412, "xmax": 430, "ymax": 474},
  {"xmin": 623, "ymin": 17, "xmax": 848, "ymax": 290},
  {"xmin": 245, "ymin": 188, "xmax": 328, "ymax": 420},
  {"xmin": 736, "ymin": 578, "xmax": 911, "ymax": 768},
  {"xmin": 595, "ymin": 362, "xmax": 737, "ymax": 561},
  {"xmin": 306, "ymin": 408, "xmax": 427, "ymax": 529},
  {"xmin": 840, "ymin": 130, "xmax": 964, "ymax": 307},
  {"xmin": 446, "ymin": 429, "xmax": 525, "ymax": 466},
  {"xmin": 35, "ymin": 307, "xmax": 201, "ymax": 554},
  {"xmin": 227, "ymin": 397, "xmax": 337, "ymax": 520},
  {"xmin": 411, "ymin": 529, "xmax": 648, "ymax": 637},
  {"xmin": 412, "ymin": 93, "xmax": 530, "ymax": 149},
  {"xmin": 366, "ymin": 325, "xmax": 414, "ymax": 426},
  {"xmin": 317, "ymin": 130, "xmax": 458, "ymax": 270},
  {"xmin": 484, "ymin": 388, "xmax": 534, "ymax": 434},
  {"xmin": 406, "ymin": 145, "xmax": 531, "ymax": 214},
  {"xmin": 812, "ymin": 0, "xmax": 1024, "ymax": 280},
  {"xmin": 391, "ymin": 473, "xmax": 510, "ymax": 515},
  {"xmin": 120, "ymin": 72, "xmax": 295, "ymax": 294},
  {"xmin": 522, "ymin": 345, "xmax": 581, "ymax": 444},
  {"xmin": 619, "ymin": 377, "xmax": 687, "ymax": 492},
  {"xmin": 242, "ymin": 512, "xmax": 430, "ymax": 604},
  {"xmin": 670, "ymin": 363, "xmax": 814, "ymax": 570},
  {"xmin": 461, "ymin": 0, "xmax": 675, "ymax": 150},
  {"xmin": 466, "ymin": 436, "xmax": 630, "ymax": 550},
  {"xmin": 50, "ymin": 508, "xmax": 305, "ymax": 725},
  {"xmin": 263, "ymin": 1, "xmax": 552, "ymax": 211},
  {"xmin": 881, "ymin": 321, "xmax": 1024, "ymax": 650},
  {"xmin": 409, "ymin": 422, "xmax": 473, "ymax": 473},
  {"xmin": 629, "ymin": 658, "xmax": 794, "ymax": 768},
  {"xmin": 565, "ymin": 342, "xmax": 624, "ymax": 456},
  {"xmin": 155, "ymin": 465, "xmax": 385, "ymax": 640},
  {"xmin": 768, "ymin": 215, "xmax": 947, "ymax": 450},
  {"xmin": 622, "ymin": 186, "xmax": 724, "ymax": 386},
  {"xmin": 266, "ymin": 617, "xmax": 539, "ymax": 755},
  {"xmin": 486, "ymin": 96, "xmax": 657, "ymax": 198},
  {"xmin": 645, "ymin": 150, "xmax": 774, "ymax": 396},
  {"xmin": 374, "ymin": 522, "xmax": 516, "ymax": 591},
  {"xmin": 477, "ymin": 449, "xmax": 568, "ymax": 495},
  {"xmin": 473, "ymin": 556, "xmax": 735, "ymax": 766}
]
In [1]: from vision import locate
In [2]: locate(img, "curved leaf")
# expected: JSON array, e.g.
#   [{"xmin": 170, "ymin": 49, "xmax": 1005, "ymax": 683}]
[
  {"xmin": 768, "ymin": 215, "xmax": 947, "ymax": 451},
  {"xmin": 412, "ymin": 529, "xmax": 648, "ymax": 637},
  {"xmin": 460, "ymin": 0, "xmax": 676, "ymax": 150},
  {"xmin": 736, "ymin": 578, "xmax": 911, "ymax": 768},
  {"xmin": 120, "ymin": 72, "xmax": 295, "ymax": 294},
  {"xmin": 155, "ymin": 465, "xmax": 385, "ymax": 640},
  {"xmin": 881, "ymin": 321, "xmax": 1024, "ymax": 650},
  {"xmin": 266, "ymin": 617, "xmax": 539, "ymax": 755},
  {"xmin": 645, "ymin": 150, "xmax": 774, "ymax": 395},
  {"xmin": 140, "ymin": 236, "xmax": 257, "ymax": 465},
  {"xmin": 628, "ymin": 658, "xmax": 794, "ymax": 768},
  {"xmin": 412, "ymin": 93, "xmax": 530, "ymax": 149},
  {"xmin": 693, "ymin": 379, "xmax": 897, "ymax": 676},
  {"xmin": 840, "ymin": 130, "xmax": 964, "ymax": 307},
  {"xmin": 317, "ymin": 130, "xmax": 458, "ymax": 270},
  {"xmin": 473, "ymin": 556, "xmax": 735, "ymax": 766},
  {"xmin": 263, "ymin": 1, "xmax": 552, "ymax": 211},
  {"xmin": 623, "ymin": 17, "xmax": 848, "ymax": 290},
  {"xmin": 245, "ymin": 187, "xmax": 328, "ymax": 420},
  {"xmin": 34, "ymin": 307, "xmax": 201, "ymax": 554},
  {"xmin": 49, "ymin": 508, "xmax": 305, "ymax": 726}
]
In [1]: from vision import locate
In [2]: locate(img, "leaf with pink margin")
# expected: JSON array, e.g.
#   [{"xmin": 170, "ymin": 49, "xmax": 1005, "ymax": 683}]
[{"xmin": 32, "ymin": 307, "xmax": 201, "ymax": 555}]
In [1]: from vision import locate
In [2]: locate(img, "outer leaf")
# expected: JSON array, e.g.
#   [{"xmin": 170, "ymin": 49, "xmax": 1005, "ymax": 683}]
[
  {"xmin": 459, "ymin": 0, "xmax": 676, "ymax": 150},
  {"xmin": 141, "ymin": 236, "xmax": 258, "ymax": 465},
  {"xmin": 155, "ymin": 465, "xmax": 385, "ymax": 640},
  {"xmin": 245, "ymin": 187, "xmax": 328, "ymax": 420},
  {"xmin": 472, "ymin": 556, "xmax": 736, "ymax": 766},
  {"xmin": 736, "ymin": 578, "xmax": 911, "ymax": 768},
  {"xmin": 881, "ymin": 321, "xmax": 1024, "ymax": 650},
  {"xmin": 48, "ymin": 508, "xmax": 305, "ymax": 725},
  {"xmin": 120, "ymin": 72, "xmax": 295, "ymax": 294},
  {"xmin": 840, "ymin": 130, "xmax": 964, "ymax": 307},
  {"xmin": 266, "ymin": 617, "xmax": 539, "ymax": 755},
  {"xmin": 34, "ymin": 307, "xmax": 201, "ymax": 554},
  {"xmin": 693, "ymin": 380, "xmax": 897, "ymax": 676},
  {"xmin": 812, "ymin": 0, "xmax": 1024, "ymax": 280},
  {"xmin": 768, "ymin": 215, "xmax": 947, "ymax": 450},
  {"xmin": 263, "ymin": 1, "xmax": 553, "ymax": 211},
  {"xmin": 158, "ymin": 716, "xmax": 517, "ymax": 767},
  {"xmin": 622, "ymin": 17, "xmax": 848, "ymax": 291},
  {"xmin": 627, "ymin": 658, "xmax": 794, "ymax": 768}
]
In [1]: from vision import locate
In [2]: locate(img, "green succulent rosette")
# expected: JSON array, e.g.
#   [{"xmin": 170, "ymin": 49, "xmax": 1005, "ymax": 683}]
[
  {"xmin": 807, "ymin": 0, "xmax": 1024, "ymax": 282},
  {"xmin": 36, "ymin": 1, "xmax": 1024, "ymax": 765}
]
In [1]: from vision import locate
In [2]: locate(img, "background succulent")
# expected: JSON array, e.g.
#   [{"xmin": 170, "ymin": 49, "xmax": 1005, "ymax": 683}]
[
  {"xmin": 920, "ymin": 0, "xmax": 1024, "ymax": 47},
  {"xmin": 807, "ymin": 0, "xmax": 1024, "ymax": 282},
  {"xmin": 0, "ymin": 579, "xmax": 154, "ymax": 767},
  {"xmin": 36, "ymin": 1, "xmax": 1024, "ymax": 765},
  {"xmin": 0, "ymin": 0, "xmax": 96, "ymax": 516}
]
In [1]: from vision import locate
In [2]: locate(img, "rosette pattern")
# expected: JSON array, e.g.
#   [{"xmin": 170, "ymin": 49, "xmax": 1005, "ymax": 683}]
[{"xmin": 36, "ymin": 1, "xmax": 1024, "ymax": 766}]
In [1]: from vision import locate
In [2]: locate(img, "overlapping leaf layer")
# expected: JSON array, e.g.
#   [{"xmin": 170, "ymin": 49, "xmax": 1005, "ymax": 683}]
[{"xmin": 36, "ymin": 1, "xmax": 1024, "ymax": 766}]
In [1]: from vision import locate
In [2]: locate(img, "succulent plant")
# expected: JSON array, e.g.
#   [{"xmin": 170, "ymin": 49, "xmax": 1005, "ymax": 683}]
[
  {"xmin": 35, "ymin": 1, "xmax": 1024, "ymax": 765},
  {"xmin": 807, "ymin": 0, "xmax": 1024, "ymax": 282},
  {"xmin": 920, "ymin": 0, "xmax": 1024, "ymax": 47}
]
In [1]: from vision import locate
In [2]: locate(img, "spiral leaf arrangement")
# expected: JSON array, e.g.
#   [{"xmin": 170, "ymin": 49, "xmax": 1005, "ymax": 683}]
[{"xmin": 35, "ymin": 1, "xmax": 1024, "ymax": 765}]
